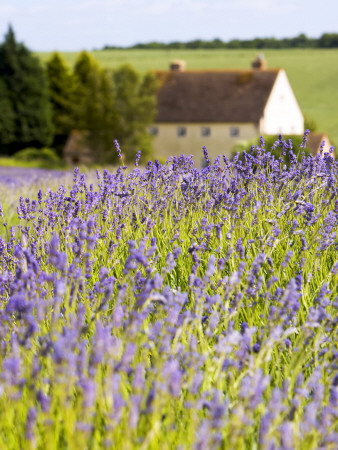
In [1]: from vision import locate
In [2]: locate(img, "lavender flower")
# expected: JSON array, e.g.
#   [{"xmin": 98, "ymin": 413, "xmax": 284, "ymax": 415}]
[
  {"xmin": 114, "ymin": 140, "xmax": 122, "ymax": 158},
  {"xmin": 299, "ymin": 129, "xmax": 310, "ymax": 148},
  {"xmin": 0, "ymin": 142, "xmax": 336, "ymax": 448}
]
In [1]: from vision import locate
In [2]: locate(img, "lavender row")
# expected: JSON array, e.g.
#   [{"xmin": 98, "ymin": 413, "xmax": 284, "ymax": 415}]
[{"xmin": 0, "ymin": 134, "xmax": 337, "ymax": 449}]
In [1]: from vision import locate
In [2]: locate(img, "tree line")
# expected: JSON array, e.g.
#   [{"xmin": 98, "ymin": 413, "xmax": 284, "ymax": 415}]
[
  {"xmin": 0, "ymin": 26, "xmax": 157, "ymax": 164},
  {"xmin": 103, "ymin": 33, "xmax": 338, "ymax": 50}
]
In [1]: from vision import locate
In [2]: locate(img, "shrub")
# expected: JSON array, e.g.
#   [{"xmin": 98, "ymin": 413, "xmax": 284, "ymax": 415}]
[
  {"xmin": 304, "ymin": 115, "xmax": 317, "ymax": 132},
  {"xmin": 13, "ymin": 147, "xmax": 64, "ymax": 168}
]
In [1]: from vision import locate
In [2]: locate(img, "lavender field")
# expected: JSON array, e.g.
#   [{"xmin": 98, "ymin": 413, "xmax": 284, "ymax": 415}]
[{"xmin": 0, "ymin": 135, "xmax": 337, "ymax": 449}]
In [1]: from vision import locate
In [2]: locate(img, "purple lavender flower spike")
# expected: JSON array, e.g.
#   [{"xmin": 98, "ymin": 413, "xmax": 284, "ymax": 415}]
[
  {"xmin": 299, "ymin": 129, "xmax": 310, "ymax": 148},
  {"xmin": 114, "ymin": 140, "xmax": 122, "ymax": 158}
]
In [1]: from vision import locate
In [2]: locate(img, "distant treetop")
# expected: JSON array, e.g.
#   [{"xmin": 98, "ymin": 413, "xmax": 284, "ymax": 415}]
[{"xmin": 101, "ymin": 33, "xmax": 338, "ymax": 50}]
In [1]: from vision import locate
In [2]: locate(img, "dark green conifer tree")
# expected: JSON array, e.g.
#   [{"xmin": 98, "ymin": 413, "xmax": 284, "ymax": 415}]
[
  {"xmin": 0, "ymin": 78, "xmax": 15, "ymax": 148},
  {"xmin": 0, "ymin": 26, "xmax": 53, "ymax": 154}
]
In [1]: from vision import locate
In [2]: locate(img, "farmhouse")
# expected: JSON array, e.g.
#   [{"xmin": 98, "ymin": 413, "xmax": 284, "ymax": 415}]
[
  {"xmin": 63, "ymin": 56, "xmax": 331, "ymax": 166},
  {"xmin": 150, "ymin": 57, "xmax": 305, "ymax": 162}
]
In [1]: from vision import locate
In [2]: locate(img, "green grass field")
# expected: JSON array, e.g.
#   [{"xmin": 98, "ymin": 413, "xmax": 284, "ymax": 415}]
[{"xmin": 37, "ymin": 48, "xmax": 338, "ymax": 147}]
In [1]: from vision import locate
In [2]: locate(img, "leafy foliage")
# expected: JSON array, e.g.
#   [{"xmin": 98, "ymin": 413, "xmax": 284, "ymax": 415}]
[
  {"xmin": 46, "ymin": 52, "xmax": 75, "ymax": 152},
  {"xmin": 72, "ymin": 51, "xmax": 117, "ymax": 163},
  {"xmin": 0, "ymin": 27, "xmax": 157, "ymax": 164},
  {"xmin": 304, "ymin": 115, "xmax": 318, "ymax": 132},
  {"xmin": 112, "ymin": 64, "xmax": 157, "ymax": 162},
  {"xmin": 45, "ymin": 51, "xmax": 157, "ymax": 164},
  {"xmin": 0, "ymin": 26, "xmax": 53, "ymax": 154},
  {"xmin": 0, "ymin": 78, "xmax": 15, "ymax": 146},
  {"xmin": 13, "ymin": 147, "xmax": 64, "ymax": 169}
]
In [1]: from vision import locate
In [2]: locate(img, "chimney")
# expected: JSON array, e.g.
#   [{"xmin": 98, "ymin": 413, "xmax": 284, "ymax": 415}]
[
  {"xmin": 170, "ymin": 60, "xmax": 186, "ymax": 71},
  {"xmin": 252, "ymin": 54, "xmax": 267, "ymax": 70}
]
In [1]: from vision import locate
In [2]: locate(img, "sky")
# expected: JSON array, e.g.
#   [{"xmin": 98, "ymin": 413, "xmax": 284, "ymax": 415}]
[{"xmin": 0, "ymin": 0, "xmax": 337, "ymax": 51}]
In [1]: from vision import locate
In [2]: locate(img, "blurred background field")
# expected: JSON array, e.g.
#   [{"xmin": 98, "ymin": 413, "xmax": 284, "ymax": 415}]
[{"xmin": 37, "ymin": 48, "xmax": 338, "ymax": 147}]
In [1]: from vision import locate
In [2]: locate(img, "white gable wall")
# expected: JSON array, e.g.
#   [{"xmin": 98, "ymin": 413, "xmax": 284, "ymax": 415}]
[{"xmin": 260, "ymin": 70, "xmax": 304, "ymax": 135}]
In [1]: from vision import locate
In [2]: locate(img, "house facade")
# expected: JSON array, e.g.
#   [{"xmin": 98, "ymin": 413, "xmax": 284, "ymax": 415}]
[{"xmin": 150, "ymin": 59, "xmax": 304, "ymax": 162}]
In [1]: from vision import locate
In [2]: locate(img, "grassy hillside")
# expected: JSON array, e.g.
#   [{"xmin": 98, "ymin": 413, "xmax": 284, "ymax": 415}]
[{"xmin": 37, "ymin": 48, "xmax": 338, "ymax": 146}]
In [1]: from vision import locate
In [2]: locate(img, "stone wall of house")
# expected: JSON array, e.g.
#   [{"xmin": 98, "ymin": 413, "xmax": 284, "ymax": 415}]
[{"xmin": 150, "ymin": 122, "xmax": 259, "ymax": 163}]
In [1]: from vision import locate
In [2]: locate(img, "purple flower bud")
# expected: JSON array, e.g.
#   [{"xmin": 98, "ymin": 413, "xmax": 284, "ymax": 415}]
[
  {"xmin": 162, "ymin": 359, "xmax": 182, "ymax": 397},
  {"xmin": 135, "ymin": 151, "xmax": 141, "ymax": 166},
  {"xmin": 114, "ymin": 140, "xmax": 122, "ymax": 158},
  {"xmin": 25, "ymin": 407, "xmax": 37, "ymax": 442},
  {"xmin": 129, "ymin": 394, "xmax": 142, "ymax": 429},
  {"xmin": 202, "ymin": 146, "xmax": 211, "ymax": 165},
  {"xmin": 2, "ymin": 356, "xmax": 21, "ymax": 386},
  {"xmin": 79, "ymin": 378, "xmax": 96, "ymax": 408},
  {"xmin": 37, "ymin": 390, "xmax": 50, "ymax": 412}
]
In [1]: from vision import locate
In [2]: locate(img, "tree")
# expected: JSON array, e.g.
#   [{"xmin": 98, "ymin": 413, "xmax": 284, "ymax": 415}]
[
  {"xmin": 318, "ymin": 33, "xmax": 338, "ymax": 48},
  {"xmin": 71, "ymin": 53, "xmax": 157, "ymax": 164},
  {"xmin": 0, "ymin": 26, "xmax": 53, "ymax": 154},
  {"xmin": 113, "ymin": 65, "xmax": 157, "ymax": 161},
  {"xmin": 73, "ymin": 50, "xmax": 94, "ymax": 86},
  {"xmin": 72, "ymin": 51, "xmax": 117, "ymax": 163},
  {"xmin": 46, "ymin": 52, "xmax": 75, "ymax": 152},
  {"xmin": 0, "ymin": 78, "xmax": 15, "ymax": 147}
]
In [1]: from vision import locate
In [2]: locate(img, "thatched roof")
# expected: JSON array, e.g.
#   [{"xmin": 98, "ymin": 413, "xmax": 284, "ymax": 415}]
[{"xmin": 154, "ymin": 69, "xmax": 280, "ymax": 123}]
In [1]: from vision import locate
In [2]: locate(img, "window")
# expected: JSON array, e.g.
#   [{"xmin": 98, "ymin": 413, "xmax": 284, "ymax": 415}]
[
  {"xmin": 230, "ymin": 127, "xmax": 239, "ymax": 137},
  {"xmin": 201, "ymin": 126, "xmax": 211, "ymax": 137},
  {"xmin": 177, "ymin": 126, "xmax": 186, "ymax": 137},
  {"xmin": 149, "ymin": 126, "xmax": 158, "ymax": 136}
]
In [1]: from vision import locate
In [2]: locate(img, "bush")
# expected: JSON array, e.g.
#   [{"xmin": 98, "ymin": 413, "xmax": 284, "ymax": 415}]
[
  {"xmin": 13, "ymin": 147, "xmax": 64, "ymax": 168},
  {"xmin": 304, "ymin": 115, "xmax": 317, "ymax": 132}
]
